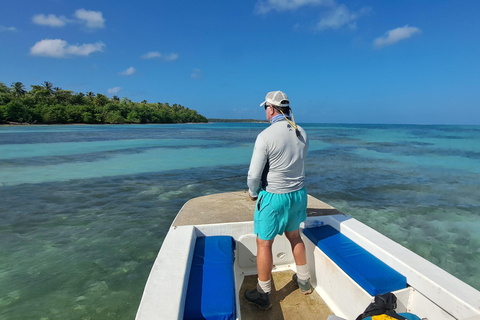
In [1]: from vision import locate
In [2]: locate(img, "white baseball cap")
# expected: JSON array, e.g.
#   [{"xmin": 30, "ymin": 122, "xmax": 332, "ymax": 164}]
[{"xmin": 260, "ymin": 91, "xmax": 290, "ymax": 107}]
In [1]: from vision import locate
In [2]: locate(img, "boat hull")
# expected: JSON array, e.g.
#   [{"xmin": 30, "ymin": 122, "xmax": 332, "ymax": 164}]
[{"xmin": 136, "ymin": 191, "xmax": 480, "ymax": 320}]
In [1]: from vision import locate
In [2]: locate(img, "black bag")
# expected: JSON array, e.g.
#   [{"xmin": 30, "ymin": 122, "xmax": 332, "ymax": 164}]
[{"xmin": 356, "ymin": 293, "xmax": 407, "ymax": 320}]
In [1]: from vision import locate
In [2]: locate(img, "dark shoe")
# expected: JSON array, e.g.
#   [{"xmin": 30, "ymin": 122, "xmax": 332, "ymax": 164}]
[
  {"xmin": 244, "ymin": 289, "xmax": 272, "ymax": 310},
  {"xmin": 293, "ymin": 274, "xmax": 313, "ymax": 295}
]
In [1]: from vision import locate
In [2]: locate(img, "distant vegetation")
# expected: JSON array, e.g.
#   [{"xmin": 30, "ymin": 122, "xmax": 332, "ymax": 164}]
[{"xmin": 0, "ymin": 81, "xmax": 208, "ymax": 124}]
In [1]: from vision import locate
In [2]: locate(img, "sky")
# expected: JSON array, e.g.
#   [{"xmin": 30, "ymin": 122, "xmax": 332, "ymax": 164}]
[{"xmin": 1, "ymin": 0, "xmax": 479, "ymax": 125}]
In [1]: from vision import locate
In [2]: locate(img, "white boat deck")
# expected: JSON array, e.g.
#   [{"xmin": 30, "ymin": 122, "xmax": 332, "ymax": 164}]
[
  {"xmin": 240, "ymin": 270, "xmax": 333, "ymax": 320},
  {"xmin": 173, "ymin": 190, "xmax": 341, "ymax": 227}
]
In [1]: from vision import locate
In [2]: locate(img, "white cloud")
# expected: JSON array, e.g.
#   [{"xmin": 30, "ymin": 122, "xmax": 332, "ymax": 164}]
[
  {"xmin": 141, "ymin": 51, "xmax": 179, "ymax": 61},
  {"xmin": 254, "ymin": 1, "xmax": 370, "ymax": 33},
  {"xmin": 163, "ymin": 53, "xmax": 179, "ymax": 61},
  {"xmin": 255, "ymin": 0, "xmax": 334, "ymax": 14},
  {"xmin": 141, "ymin": 51, "xmax": 162, "ymax": 59},
  {"xmin": 316, "ymin": 5, "xmax": 370, "ymax": 30},
  {"xmin": 107, "ymin": 87, "xmax": 122, "ymax": 94},
  {"xmin": 374, "ymin": 25, "xmax": 421, "ymax": 49},
  {"xmin": 30, "ymin": 39, "xmax": 105, "ymax": 58},
  {"xmin": 74, "ymin": 9, "xmax": 105, "ymax": 29},
  {"xmin": 191, "ymin": 68, "xmax": 203, "ymax": 79},
  {"xmin": 32, "ymin": 14, "xmax": 69, "ymax": 27},
  {"xmin": 119, "ymin": 67, "xmax": 136, "ymax": 76},
  {"xmin": 0, "ymin": 26, "xmax": 16, "ymax": 32},
  {"xmin": 31, "ymin": 9, "xmax": 105, "ymax": 30}
]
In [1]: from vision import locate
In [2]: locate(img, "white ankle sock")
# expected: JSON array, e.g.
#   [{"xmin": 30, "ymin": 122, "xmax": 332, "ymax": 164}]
[
  {"xmin": 296, "ymin": 264, "xmax": 310, "ymax": 281},
  {"xmin": 257, "ymin": 278, "xmax": 271, "ymax": 294}
]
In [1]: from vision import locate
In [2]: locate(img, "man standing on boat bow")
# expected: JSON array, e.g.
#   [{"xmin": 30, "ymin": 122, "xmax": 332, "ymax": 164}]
[{"xmin": 245, "ymin": 90, "xmax": 312, "ymax": 310}]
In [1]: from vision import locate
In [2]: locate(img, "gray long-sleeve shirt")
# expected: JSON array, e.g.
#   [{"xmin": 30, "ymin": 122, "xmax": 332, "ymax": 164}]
[{"xmin": 247, "ymin": 118, "xmax": 309, "ymax": 197}]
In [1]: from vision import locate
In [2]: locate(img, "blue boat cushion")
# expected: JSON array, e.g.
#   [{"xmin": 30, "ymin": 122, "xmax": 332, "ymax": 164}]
[
  {"xmin": 303, "ymin": 225, "xmax": 407, "ymax": 296},
  {"xmin": 184, "ymin": 236, "xmax": 236, "ymax": 320}
]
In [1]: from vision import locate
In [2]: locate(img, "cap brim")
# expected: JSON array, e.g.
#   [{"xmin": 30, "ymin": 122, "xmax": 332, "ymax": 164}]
[{"xmin": 259, "ymin": 101, "xmax": 266, "ymax": 107}]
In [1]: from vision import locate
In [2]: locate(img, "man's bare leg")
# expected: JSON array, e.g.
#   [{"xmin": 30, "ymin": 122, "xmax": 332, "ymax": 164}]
[
  {"xmin": 285, "ymin": 229, "xmax": 307, "ymax": 265},
  {"xmin": 244, "ymin": 237, "xmax": 274, "ymax": 310},
  {"xmin": 256, "ymin": 237, "xmax": 274, "ymax": 282},
  {"xmin": 285, "ymin": 229, "xmax": 312, "ymax": 294}
]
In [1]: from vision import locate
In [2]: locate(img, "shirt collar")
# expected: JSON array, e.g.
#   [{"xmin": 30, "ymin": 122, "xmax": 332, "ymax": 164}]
[{"xmin": 270, "ymin": 114, "xmax": 289, "ymax": 124}]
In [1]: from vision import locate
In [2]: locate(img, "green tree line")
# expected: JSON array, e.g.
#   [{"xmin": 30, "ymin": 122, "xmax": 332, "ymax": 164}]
[{"xmin": 0, "ymin": 81, "xmax": 208, "ymax": 124}]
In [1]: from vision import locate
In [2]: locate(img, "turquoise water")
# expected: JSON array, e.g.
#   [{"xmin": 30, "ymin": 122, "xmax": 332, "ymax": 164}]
[{"xmin": 1, "ymin": 123, "xmax": 479, "ymax": 319}]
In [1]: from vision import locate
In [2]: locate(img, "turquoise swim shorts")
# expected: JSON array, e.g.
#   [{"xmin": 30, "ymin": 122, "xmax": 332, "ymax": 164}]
[{"xmin": 254, "ymin": 187, "xmax": 308, "ymax": 241}]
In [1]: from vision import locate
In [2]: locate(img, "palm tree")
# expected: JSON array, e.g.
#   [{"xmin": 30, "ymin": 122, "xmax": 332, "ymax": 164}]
[
  {"xmin": 43, "ymin": 81, "xmax": 54, "ymax": 94},
  {"xmin": 11, "ymin": 82, "xmax": 26, "ymax": 97}
]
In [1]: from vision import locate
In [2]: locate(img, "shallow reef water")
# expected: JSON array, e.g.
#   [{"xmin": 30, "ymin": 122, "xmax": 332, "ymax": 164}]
[{"xmin": 1, "ymin": 123, "xmax": 479, "ymax": 319}]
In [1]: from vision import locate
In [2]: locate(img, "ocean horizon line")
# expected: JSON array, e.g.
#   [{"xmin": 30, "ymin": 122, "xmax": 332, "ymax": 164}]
[{"xmin": 2, "ymin": 120, "xmax": 480, "ymax": 127}]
